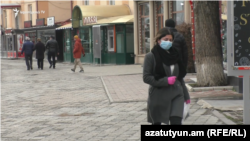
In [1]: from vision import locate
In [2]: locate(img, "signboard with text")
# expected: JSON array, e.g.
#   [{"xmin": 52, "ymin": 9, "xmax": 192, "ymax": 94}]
[
  {"xmin": 83, "ymin": 16, "xmax": 97, "ymax": 25},
  {"xmin": 47, "ymin": 17, "xmax": 55, "ymax": 26},
  {"xmin": 24, "ymin": 21, "xmax": 32, "ymax": 28},
  {"xmin": 36, "ymin": 18, "xmax": 45, "ymax": 26}
]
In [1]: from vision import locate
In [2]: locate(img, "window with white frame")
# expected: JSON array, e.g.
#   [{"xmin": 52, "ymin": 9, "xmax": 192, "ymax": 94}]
[
  {"xmin": 84, "ymin": 0, "xmax": 89, "ymax": 5},
  {"xmin": 109, "ymin": 0, "xmax": 115, "ymax": 5},
  {"xmin": 28, "ymin": 4, "xmax": 32, "ymax": 21}
]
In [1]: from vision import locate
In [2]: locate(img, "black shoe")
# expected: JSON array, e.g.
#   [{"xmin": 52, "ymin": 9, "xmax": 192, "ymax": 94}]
[
  {"xmin": 71, "ymin": 69, "xmax": 75, "ymax": 72},
  {"xmin": 49, "ymin": 64, "xmax": 52, "ymax": 68},
  {"xmin": 41, "ymin": 68, "xmax": 43, "ymax": 70},
  {"xmin": 27, "ymin": 68, "xmax": 30, "ymax": 70},
  {"xmin": 53, "ymin": 66, "xmax": 55, "ymax": 69},
  {"xmin": 79, "ymin": 69, "xmax": 84, "ymax": 73},
  {"xmin": 31, "ymin": 67, "xmax": 33, "ymax": 70}
]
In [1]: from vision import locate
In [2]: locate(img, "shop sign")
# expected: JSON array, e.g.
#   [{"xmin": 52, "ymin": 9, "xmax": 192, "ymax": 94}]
[
  {"xmin": 5, "ymin": 29, "xmax": 12, "ymax": 35},
  {"xmin": 36, "ymin": 18, "xmax": 45, "ymax": 26},
  {"xmin": 24, "ymin": 21, "xmax": 32, "ymax": 28},
  {"xmin": 83, "ymin": 16, "xmax": 97, "ymax": 25},
  {"xmin": 47, "ymin": 17, "xmax": 55, "ymax": 26}
]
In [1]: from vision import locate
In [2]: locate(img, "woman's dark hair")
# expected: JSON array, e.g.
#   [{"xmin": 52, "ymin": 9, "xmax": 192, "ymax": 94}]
[{"xmin": 154, "ymin": 27, "xmax": 174, "ymax": 45}]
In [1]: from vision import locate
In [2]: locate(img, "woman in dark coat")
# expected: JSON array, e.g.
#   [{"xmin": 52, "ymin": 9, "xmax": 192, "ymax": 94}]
[
  {"xmin": 34, "ymin": 38, "xmax": 46, "ymax": 70},
  {"xmin": 143, "ymin": 28, "xmax": 189, "ymax": 125}
]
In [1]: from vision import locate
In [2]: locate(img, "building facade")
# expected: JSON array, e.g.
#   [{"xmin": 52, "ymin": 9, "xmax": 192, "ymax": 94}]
[
  {"xmin": 56, "ymin": 0, "xmax": 135, "ymax": 64},
  {"xmin": 133, "ymin": 1, "xmax": 192, "ymax": 64},
  {"xmin": 1, "ymin": 0, "xmax": 71, "ymax": 61}
]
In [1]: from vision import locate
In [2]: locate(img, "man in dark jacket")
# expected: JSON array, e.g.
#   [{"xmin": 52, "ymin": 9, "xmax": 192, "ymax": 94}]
[
  {"xmin": 21, "ymin": 36, "xmax": 34, "ymax": 70},
  {"xmin": 34, "ymin": 38, "xmax": 46, "ymax": 70},
  {"xmin": 165, "ymin": 19, "xmax": 190, "ymax": 104},
  {"xmin": 46, "ymin": 36, "xmax": 59, "ymax": 69}
]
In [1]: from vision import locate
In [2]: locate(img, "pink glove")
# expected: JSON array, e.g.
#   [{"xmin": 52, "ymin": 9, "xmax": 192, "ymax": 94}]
[
  {"xmin": 168, "ymin": 76, "xmax": 176, "ymax": 85},
  {"xmin": 186, "ymin": 99, "xmax": 190, "ymax": 104}
]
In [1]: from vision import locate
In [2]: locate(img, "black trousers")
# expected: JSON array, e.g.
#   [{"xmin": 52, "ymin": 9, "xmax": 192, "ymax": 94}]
[
  {"xmin": 25, "ymin": 54, "xmax": 32, "ymax": 69},
  {"xmin": 37, "ymin": 59, "xmax": 44, "ymax": 69},
  {"xmin": 152, "ymin": 117, "xmax": 182, "ymax": 125},
  {"xmin": 48, "ymin": 52, "xmax": 56, "ymax": 67}
]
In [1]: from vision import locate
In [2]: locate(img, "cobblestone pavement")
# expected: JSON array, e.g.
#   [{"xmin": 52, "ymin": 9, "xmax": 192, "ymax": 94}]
[
  {"xmin": 102, "ymin": 74, "xmax": 242, "ymax": 103},
  {"xmin": 2, "ymin": 59, "xmax": 225, "ymax": 141}
]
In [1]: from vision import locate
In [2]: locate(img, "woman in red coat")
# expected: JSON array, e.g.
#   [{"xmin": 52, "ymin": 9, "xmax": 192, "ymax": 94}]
[{"xmin": 71, "ymin": 35, "xmax": 85, "ymax": 73}]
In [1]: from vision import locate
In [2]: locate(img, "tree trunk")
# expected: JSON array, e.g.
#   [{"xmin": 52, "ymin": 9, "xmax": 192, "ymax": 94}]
[
  {"xmin": 176, "ymin": 23, "xmax": 196, "ymax": 73},
  {"xmin": 193, "ymin": 1, "xmax": 227, "ymax": 86}
]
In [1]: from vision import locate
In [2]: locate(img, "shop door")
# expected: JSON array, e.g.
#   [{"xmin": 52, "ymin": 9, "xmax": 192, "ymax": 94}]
[
  {"xmin": 56, "ymin": 30, "xmax": 64, "ymax": 61},
  {"xmin": 6, "ymin": 35, "xmax": 17, "ymax": 58},
  {"xmin": 63, "ymin": 29, "xmax": 73, "ymax": 62},
  {"xmin": 115, "ymin": 25, "xmax": 126, "ymax": 64}
]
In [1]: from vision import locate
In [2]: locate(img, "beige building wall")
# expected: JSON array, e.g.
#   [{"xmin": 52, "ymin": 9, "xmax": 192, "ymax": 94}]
[
  {"xmin": 48, "ymin": 1, "xmax": 71, "ymax": 23},
  {"xmin": 89, "ymin": 0, "xmax": 95, "ymax": 6}
]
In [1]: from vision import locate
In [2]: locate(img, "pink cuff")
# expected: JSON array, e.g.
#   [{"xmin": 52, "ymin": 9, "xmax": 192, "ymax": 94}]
[{"xmin": 186, "ymin": 99, "xmax": 190, "ymax": 104}]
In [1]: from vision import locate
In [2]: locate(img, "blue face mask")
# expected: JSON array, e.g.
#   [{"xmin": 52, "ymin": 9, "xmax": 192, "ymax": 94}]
[{"xmin": 160, "ymin": 40, "xmax": 172, "ymax": 50}]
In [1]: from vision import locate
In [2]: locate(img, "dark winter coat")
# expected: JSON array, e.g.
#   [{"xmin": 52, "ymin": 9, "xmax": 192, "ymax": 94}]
[
  {"xmin": 21, "ymin": 40, "xmax": 34, "ymax": 55},
  {"xmin": 143, "ymin": 52, "xmax": 185, "ymax": 124},
  {"xmin": 167, "ymin": 27, "xmax": 188, "ymax": 69},
  {"xmin": 34, "ymin": 41, "xmax": 46, "ymax": 59},
  {"xmin": 46, "ymin": 39, "xmax": 59, "ymax": 53},
  {"xmin": 167, "ymin": 27, "xmax": 190, "ymax": 101}
]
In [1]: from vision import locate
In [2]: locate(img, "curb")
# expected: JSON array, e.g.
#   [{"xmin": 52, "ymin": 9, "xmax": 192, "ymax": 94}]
[
  {"xmin": 100, "ymin": 76, "xmax": 113, "ymax": 103},
  {"xmin": 186, "ymin": 83, "xmax": 233, "ymax": 92},
  {"xmin": 212, "ymin": 110, "xmax": 236, "ymax": 125}
]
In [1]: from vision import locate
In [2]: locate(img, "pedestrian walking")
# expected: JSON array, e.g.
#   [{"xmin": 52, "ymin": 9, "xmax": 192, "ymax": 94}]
[
  {"xmin": 165, "ymin": 19, "xmax": 191, "ymax": 105},
  {"xmin": 34, "ymin": 38, "xmax": 46, "ymax": 70},
  {"xmin": 46, "ymin": 36, "xmax": 59, "ymax": 69},
  {"xmin": 71, "ymin": 35, "xmax": 85, "ymax": 73},
  {"xmin": 21, "ymin": 37, "xmax": 34, "ymax": 70},
  {"xmin": 143, "ymin": 28, "xmax": 187, "ymax": 125}
]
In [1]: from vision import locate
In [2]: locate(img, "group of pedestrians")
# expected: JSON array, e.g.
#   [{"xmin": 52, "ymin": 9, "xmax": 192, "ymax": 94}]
[
  {"xmin": 21, "ymin": 35, "xmax": 85, "ymax": 72},
  {"xmin": 21, "ymin": 36, "xmax": 59, "ymax": 70},
  {"xmin": 143, "ymin": 19, "xmax": 190, "ymax": 125}
]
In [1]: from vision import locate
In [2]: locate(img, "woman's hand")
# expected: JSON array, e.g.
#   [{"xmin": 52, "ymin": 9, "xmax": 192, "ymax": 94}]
[
  {"xmin": 168, "ymin": 76, "xmax": 176, "ymax": 85},
  {"xmin": 185, "ymin": 99, "xmax": 190, "ymax": 104}
]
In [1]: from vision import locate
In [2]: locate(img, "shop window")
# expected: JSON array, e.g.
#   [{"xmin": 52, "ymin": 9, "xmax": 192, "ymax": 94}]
[
  {"xmin": 64, "ymin": 30, "xmax": 71, "ymax": 53},
  {"xmin": 138, "ymin": 2, "xmax": 150, "ymax": 54},
  {"xmin": 154, "ymin": 1, "xmax": 164, "ymax": 33},
  {"xmin": 37, "ymin": 29, "xmax": 54, "ymax": 45},
  {"xmin": 109, "ymin": 0, "xmax": 115, "ymax": 5},
  {"xmin": 126, "ymin": 24, "xmax": 134, "ymax": 53},
  {"xmin": 28, "ymin": 4, "xmax": 32, "ymax": 21},
  {"xmin": 107, "ymin": 26, "xmax": 114, "ymax": 52},
  {"xmin": 117, "ymin": 34, "xmax": 124, "ymax": 53},
  {"xmin": 169, "ymin": 1, "xmax": 184, "ymax": 25},
  {"xmin": 25, "ymin": 32, "xmax": 37, "ymax": 44},
  {"xmin": 80, "ymin": 28, "xmax": 90, "ymax": 53}
]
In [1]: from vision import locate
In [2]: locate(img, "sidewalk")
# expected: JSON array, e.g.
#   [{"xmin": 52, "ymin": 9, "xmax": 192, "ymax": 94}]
[{"xmin": 1, "ymin": 59, "xmax": 244, "ymax": 140}]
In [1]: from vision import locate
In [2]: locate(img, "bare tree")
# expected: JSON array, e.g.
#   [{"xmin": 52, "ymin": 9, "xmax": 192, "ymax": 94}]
[{"xmin": 193, "ymin": 1, "xmax": 227, "ymax": 86}]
